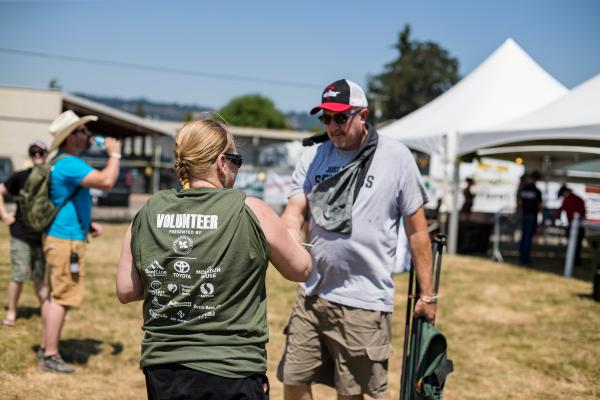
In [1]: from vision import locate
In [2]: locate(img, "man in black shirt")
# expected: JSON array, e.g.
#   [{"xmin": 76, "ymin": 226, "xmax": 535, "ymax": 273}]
[
  {"xmin": 0, "ymin": 141, "xmax": 48, "ymax": 327},
  {"xmin": 517, "ymin": 172, "xmax": 543, "ymax": 265}
]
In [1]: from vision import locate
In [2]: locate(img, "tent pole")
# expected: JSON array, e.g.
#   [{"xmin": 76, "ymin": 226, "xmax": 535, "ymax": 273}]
[
  {"xmin": 447, "ymin": 131, "xmax": 460, "ymax": 254},
  {"xmin": 542, "ymin": 155, "xmax": 552, "ymax": 244},
  {"xmin": 563, "ymin": 212, "xmax": 581, "ymax": 277}
]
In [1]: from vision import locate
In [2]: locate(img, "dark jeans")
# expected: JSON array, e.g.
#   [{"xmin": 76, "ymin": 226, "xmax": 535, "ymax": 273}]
[
  {"xmin": 519, "ymin": 213, "xmax": 537, "ymax": 265},
  {"xmin": 144, "ymin": 364, "xmax": 268, "ymax": 400}
]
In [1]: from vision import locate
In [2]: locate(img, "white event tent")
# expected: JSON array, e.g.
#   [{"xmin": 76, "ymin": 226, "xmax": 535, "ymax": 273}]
[
  {"xmin": 380, "ymin": 38, "xmax": 568, "ymax": 155},
  {"xmin": 465, "ymin": 72, "xmax": 600, "ymax": 157},
  {"xmin": 380, "ymin": 38, "xmax": 569, "ymax": 254}
]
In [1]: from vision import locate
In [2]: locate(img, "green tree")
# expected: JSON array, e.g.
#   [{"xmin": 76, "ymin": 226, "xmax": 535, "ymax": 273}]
[
  {"xmin": 183, "ymin": 110, "xmax": 194, "ymax": 122},
  {"xmin": 218, "ymin": 94, "xmax": 290, "ymax": 129},
  {"xmin": 135, "ymin": 100, "xmax": 146, "ymax": 117},
  {"xmin": 368, "ymin": 25, "xmax": 460, "ymax": 122}
]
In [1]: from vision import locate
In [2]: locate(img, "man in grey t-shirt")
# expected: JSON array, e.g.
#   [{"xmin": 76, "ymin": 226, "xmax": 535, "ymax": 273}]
[{"xmin": 277, "ymin": 79, "xmax": 436, "ymax": 400}]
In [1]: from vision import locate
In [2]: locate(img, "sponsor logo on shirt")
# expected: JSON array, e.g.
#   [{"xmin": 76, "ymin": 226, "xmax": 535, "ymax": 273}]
[
  {"xmin": 149, "ymin": 309, "xmax": 167, "ymax": 319},
  {"xmin": 174, "ymin": 260, "xmax": 190, "ymax": 273},
  {"xmin": 173, "ymin": 235, "xmax": 193, "ymax": 256},
  {"xmin": 167, "ymin": 283, "xmax": 178, "ymax": 294},
  {"xmin": 198, "ymin": 310, "xmax": 216, "ymax": 319},
  {"xmin": 151, "ymin": 296, "xmax": 163, "ymax": 309},
  {"xmin": 149, "ymin": 280, "xmax": 165, "ymax": 295},
  {"xmin": 193, "ymin": 303, "xmax": 220, "ymax": 310},
  {"xmin": 172, "ymin": 258, "xmax": 192, "ymax": 279},
  {"xmin": 167, "ymin": 300, "xmax": 192, "ymax": 308},
  {"xmin": 180, "ymin": 284, "xmax": 192, "ymax": 295},
  {"xmin": 145, "ymin": 261, "xmax": 167, "ymax": 276},
  {"xmin": 200, "ymin": 283, "xmax": 215, "ymax": 298},
  {"xmin": 196, "ymin": 266, "xmax": 221, "ymax": 279}
]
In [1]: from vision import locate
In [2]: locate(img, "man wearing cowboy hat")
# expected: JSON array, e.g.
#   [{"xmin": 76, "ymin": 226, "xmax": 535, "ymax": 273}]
[{"xmin": 40, "ymin": 110, "xmax": 121, "ymax": 373}]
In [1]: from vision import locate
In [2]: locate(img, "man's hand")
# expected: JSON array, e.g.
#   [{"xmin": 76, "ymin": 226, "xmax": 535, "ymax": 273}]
[
  {"xmin": 414, "ymin": 298, "xmax": 437, "ymax": 324},
  {"xmin": 0, "ymin": 211, "xmax": 15, "ymax": 225},
  {"xmin": 104, "ymin": 138, "xmax": 121, "ymax": 155},
  {"xmin": 90, "ymin": 222, "xmax": 103, "ymax": 238}
]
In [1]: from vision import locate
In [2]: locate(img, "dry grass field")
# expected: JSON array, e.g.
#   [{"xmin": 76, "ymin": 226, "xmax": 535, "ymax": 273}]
[{"xmin": 0, "ymin": 223, "xmax": 598, "ymax": 399}]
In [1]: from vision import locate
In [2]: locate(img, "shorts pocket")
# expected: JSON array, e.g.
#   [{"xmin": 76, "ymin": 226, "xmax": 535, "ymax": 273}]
[
  {"xmin": 366, "ymin": 344, "xmax": 392, "ymax": 362},
  {"xmin": 342, "ymin": 306, "xmax": 382, "ymax": 331}
]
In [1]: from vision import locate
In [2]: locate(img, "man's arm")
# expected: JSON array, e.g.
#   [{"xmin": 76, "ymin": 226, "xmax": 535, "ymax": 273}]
[
  {"xmin": 0, "ymin": 183, "xmax": 15, "ymax": 225},
  {"xmin": 281, "ymin": 193, "xmax": 310, "ymax": 243},
  {"xmin": 404, "ymin": 206, "xmax": 436, "ymax": 323},
  {"xmin": 81, "ymin": 138, "xmax": 121, "ymax": 191}
]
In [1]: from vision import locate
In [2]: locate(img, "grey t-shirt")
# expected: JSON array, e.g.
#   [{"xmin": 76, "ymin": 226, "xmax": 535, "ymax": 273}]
[{"xmin": 290, "ymin": 133, "xmax": 428, "ymax": 312}]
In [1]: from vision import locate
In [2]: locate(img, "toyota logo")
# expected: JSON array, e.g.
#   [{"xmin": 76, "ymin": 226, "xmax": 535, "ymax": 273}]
[{"xmin": 174, "ymin": 260, "xmax": 190, "ymax": 273}]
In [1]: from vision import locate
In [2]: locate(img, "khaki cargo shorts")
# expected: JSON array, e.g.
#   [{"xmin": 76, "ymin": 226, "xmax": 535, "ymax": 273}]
[
  {"xmin": 43, "ymin": 236, "xmax": 87, "ymax": 308},
  {"xmin": 277, "ymin": 288, "xmax": 392, "ymax": 398},
  {"xmin": 10, "ymin": 236, "xmax": 45, "ymax": 283}
]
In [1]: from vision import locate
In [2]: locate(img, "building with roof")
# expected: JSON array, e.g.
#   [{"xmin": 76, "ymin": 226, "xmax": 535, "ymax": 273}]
[{"xmin": 0, "ymin": 85, "xmax": 310, "ymax": 194}]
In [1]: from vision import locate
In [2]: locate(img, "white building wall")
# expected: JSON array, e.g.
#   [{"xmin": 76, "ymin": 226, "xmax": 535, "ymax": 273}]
[{"xmin": 0, "ymin": 86, "xmax": 62, "ymax": 169}]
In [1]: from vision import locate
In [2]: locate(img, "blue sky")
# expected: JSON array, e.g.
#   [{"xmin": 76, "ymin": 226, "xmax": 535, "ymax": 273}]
[{"xmin": 1, "ymin": 0, "xmax": 599, "ymax": 113}]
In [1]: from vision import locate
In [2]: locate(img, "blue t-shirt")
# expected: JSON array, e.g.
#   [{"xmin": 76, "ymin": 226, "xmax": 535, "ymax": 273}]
[{"xmin": 47, "ymin": 154, "xmax": 94, "ymax": 241}]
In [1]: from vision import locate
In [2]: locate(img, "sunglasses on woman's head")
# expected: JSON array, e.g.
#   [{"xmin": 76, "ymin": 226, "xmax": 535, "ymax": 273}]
[
  {"xmin": 223, "ymin": 153, "xmax": 243, "ymax": 167},
  {"xmin": 318, "ymin": 109, "xmax": 360, "ymax": 125}
]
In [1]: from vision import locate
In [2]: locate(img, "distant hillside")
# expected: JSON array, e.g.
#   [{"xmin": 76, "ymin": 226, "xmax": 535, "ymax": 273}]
[
  {"xmin": 74, "ymin": 93, "xmax": 213, "ymax": 122},
  {"xmin": 286, "ymin": 111, "xmax": 321, "ymax": 132},
  {"xmin": 75, "ymin": 93, "xmax": 321, "ymax": 131}
]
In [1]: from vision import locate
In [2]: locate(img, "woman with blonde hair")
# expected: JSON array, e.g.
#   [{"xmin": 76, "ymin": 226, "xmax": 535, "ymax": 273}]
[{"xmin": 116, "ymin": 119, "xmax": 312, "ymax": 400}]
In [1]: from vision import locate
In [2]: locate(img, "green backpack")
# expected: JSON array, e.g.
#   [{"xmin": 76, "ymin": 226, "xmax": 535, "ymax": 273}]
[
  {"xmin": 17, "ymin": 154, "xmax": 81, "ymax": 233},
  {"xmin": 414, "ymin": 321, "xmax": 454, "ymax": 400}
]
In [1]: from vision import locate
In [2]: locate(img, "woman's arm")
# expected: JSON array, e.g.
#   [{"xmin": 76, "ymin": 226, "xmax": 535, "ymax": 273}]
[
  {"xmin": 116, "ymin": 223, "xmax": 144, "ymax": 303},
  {"xmin": 245, "ymin": 197, "xmax": 312, "ymax": 282}
]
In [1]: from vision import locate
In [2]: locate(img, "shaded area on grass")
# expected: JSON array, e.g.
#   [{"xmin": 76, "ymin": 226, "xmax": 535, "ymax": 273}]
[
  {"xmin": 32, "ymin": 339, "xmax": 124, "ymax": 364},
  {"xmin": 13, "ymin": 306, "xmax": 41, "ymax": 321}
]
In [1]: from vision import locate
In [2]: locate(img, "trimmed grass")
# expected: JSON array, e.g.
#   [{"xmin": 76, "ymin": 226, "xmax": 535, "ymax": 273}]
[{"xmin": 0, "ymin": 223, "xmax": 598, "ymax": 399}]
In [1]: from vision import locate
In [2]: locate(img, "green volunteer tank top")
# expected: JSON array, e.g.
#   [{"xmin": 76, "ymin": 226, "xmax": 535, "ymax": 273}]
[{"xmin": 130, "ymin": 188, "xmax": 269, "ymax": 378}]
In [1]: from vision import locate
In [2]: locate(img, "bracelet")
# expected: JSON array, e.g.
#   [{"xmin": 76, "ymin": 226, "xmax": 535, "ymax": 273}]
[
  {"xmin": 419, "ymin": 294, "xmax": 439, "ymax": 304},
  {"xmin": 109, "ymin": 152, "xmax": 122, "ymax": 159}
]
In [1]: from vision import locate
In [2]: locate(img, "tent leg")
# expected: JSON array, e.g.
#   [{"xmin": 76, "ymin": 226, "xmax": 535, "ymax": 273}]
[
  {"xmin": 563, "ymin": 212, "xmax": 581, "ymax": 277},
  {"xmin": 446, "ymin": 131, "xmax": 460, "ymax": 255}
]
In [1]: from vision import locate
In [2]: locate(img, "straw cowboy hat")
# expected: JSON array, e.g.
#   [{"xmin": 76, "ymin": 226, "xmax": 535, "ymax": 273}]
[{"xmin": 48, "ymin": 110, "xmax": 98, "ymax": 151}]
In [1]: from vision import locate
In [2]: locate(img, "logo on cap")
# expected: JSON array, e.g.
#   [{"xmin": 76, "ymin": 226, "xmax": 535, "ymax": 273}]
[{"xmin": 323, "ymin": 90, "xmax": 340, "ymax": 99}]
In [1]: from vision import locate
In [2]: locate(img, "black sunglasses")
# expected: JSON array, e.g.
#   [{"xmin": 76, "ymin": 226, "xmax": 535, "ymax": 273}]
[
  {"xmin": 223, "ymin": 152, "xmax": 243, "ymax": 168},
  {"xmin": 74, "ymin": 127, "xmax": 92, "ymax": 137},
  {"xmin": 318, "ymin": 109, "xmax": 361, "ymax": 125},
  {"xmin": 29, "ymin": 149, "xmax": 47, "ymax": 157}
]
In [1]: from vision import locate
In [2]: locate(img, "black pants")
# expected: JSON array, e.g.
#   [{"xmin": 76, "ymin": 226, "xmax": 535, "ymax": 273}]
[{"xmin": 144, "ymin": 364, "xmax": 268, "ymax": 400}]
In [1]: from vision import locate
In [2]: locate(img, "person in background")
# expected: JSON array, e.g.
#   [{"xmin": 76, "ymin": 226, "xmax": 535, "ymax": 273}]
[
  {"xmin": 460, "ymin": 177, "xmax": 475, "ymax": 217},
  {"xmin": 116, "ymin": 119, "xmax": 312, "ymax": 400},
  {"xmin": 41, "ymin": 110, "xmax": 121, "ymax": 373},
  {"xmin": 0, "ymin": 141, "xmax": 49, "ymax": 327},
  {"xmin": 555, "ymin": 185, "xmax": 587, "ymax": 266},
  {"xmin": 517, "ymin": 172, "xmax": 542, "ymax": 265},
  {"xmin": 277, "ymin": 79, "xmax": 435, "ymax": 400}
]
